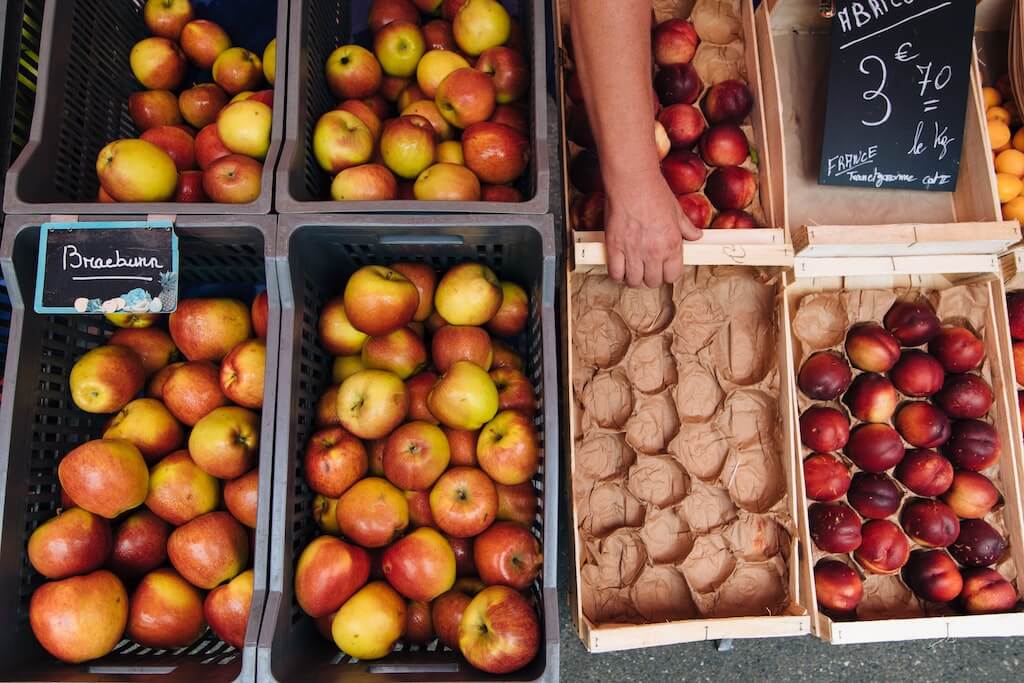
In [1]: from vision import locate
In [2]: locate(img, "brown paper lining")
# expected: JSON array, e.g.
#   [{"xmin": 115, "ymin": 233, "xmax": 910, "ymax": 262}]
[
  {"xmin": 793, "ymin": 283, "xmax": 1018, "ymax": 620},
  {"xmin": 572, "ymin": 266, "xmax": 794, "ymax": 626}
]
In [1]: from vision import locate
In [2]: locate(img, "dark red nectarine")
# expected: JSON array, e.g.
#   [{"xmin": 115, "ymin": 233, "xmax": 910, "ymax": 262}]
[
  {"xmin": 814, "ymin": 559, "xmax": 863, "ymax": 614},
  {"xmin": 942, "ymin": 470, "xmax": 1000, "ymax": 519},
  {"xmin": 884, "ymin": 301, "xmax": 940, "ymax": 347},
  {"xmin": 901, "ymin": 499, "xmax": 960, "ymax": 548},
  {"xmin": 847, "ymin": 472, "xmax": 902, "ymax": 519},
  {"xmin": 845, "ymin": 323, "xmax": 901, "ymax": 373},
  {"xmin": 800, "ymin": 406, "xmax": 850, "ymax": 453},
  {"xmin": 902, "ymin": 549, "xmax": 963, "ymax": 603},
  {"xmin": 798, "ymin": 351, "xmax": 853, "ymax": 401},
  {"xmin": 958, "ymin": 568, "xmax": 1017, "ymax": 614},
  {"xmin": 808, "ymin": 502, "xmax": 862, "ymax": 553},
  {"xmin": 842, "ymin": 373, "xmax": 897, "ymax": 423},
  {"xmin": 855, "ymin": 519, "xmax": 910, "ymax": 574},
  {"xmin": 803, "ymin": 453, "xmax": 852, "ymax": 502},
  {"xmin": 894, "ymin": 401, "xmax": 951, "ymax": 449},
  {"xmin": 949, "ymin": 519, "xmax": 1007, "ymax": 568},
  {"xmin": 928, "ymin": 326, "xmax": 984, "ymax": 373},
  {"xmin": 934, "ymin": 374, "xmax": 993, "ymax": 419},
  {"xmin": 889, "ymin": 350, "xmax": 945, "ymax": 398},
  {"xmin": 844, "ymin": 423, "xmax": 905, "ymax": 473},
  {"xmin": 893, "ymin": 449, "xmax": 953, "ymax": 497},
  {"xmin": 943, "ymin": 420, "xmax": 1000, "ymax": 471}
]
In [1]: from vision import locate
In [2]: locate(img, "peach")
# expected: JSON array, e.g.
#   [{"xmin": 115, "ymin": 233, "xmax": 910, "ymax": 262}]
[
  {"xmin": 943, "ymin": 419, "xmax": 1000, "ymax": 471},
  {"xmin": 1008, "ymin": 292, "xmax": 1024, "ymax": 340},
  {"xmin": 845, "ymin": 323, "xmax": 901, "ymax": 372},
  {"xmin": 661, "ymin": 150, "xmax": 706, "ymax": 195},
  {"xmin": 902, "ymin": 549, "xmax": 963, "ymax": 602},
  {"xmin": 653, "ymin": 18, "xmax": 698, "ymax": 67},
  {"xmin": 958, "ymin": 568, "xmax": 1017, "ymax": 614},
  {"xmin": 883, "ymin": 300, "xmax": 940, "ymax": 346},
  {"xmin": 889, "ymin": 350, "xmax": 944, "ymax": 397},
  {"xmin": 654, "ymin": 63, "xmax": 702, "ymax": 106},
  {"xmin": 702, "ymin": 79, "xmax": 753, "ymax": 124},
  {"xmin": 842, "ymin": 372, "xmax": 897, "ymax": 423},
  {"xmin": 699, "ymin": 124, "xmax": 749, "ymax": 167},
  {"xmin": 705, "ymin": 166, "xmax": 755, "ymax": 210},
  {"xmin": 901, "ymin": 499, "xmax": 960, "ymax": 548},
  {"xmin": 803, "ymin": 453, "xmax": 851, "ymax": 502},
  {"xmin": 657, "ymin": 104, "xmax": 705, "ymax": 149},
  {"xmin": 797, "ymin": 351, "xmax": 852, "ymax": 400},
  {"xmin": 934, "ymin": 374, "xmax": 993, "ymax": 419},
  {"xmin": 809, "ymin": 502, "xmax": 862, "ymax": 554},
  {"xmin": 799, "ymin": 406, "xmax": 850, "ymax": 453},
  {"xmin": 894, "ymin": 449, "xmax": 954, "ymax": 497},
  {"xmin": 949, "ymin": 519, "xmax": 1007, "ymax": 568},
  {"xmin": 676, "ymin": 193, "xmax": 713, "ymax": 229},
  {"xmin": 847, "ymin": 472, "xmax": 902, "ymax": 519},
  {"xmin": 928, "ymin": 326, "xmax": 985, "ymax": 373},
  {"xmin": 942, "ymin": 470, "xmax": 1001, "ymax": 519},
  {"xmin": 569, "ymin": 149, "xmax": 603, "ymax": 194},
  {"xmin": 854, "ymin": 519, "xmax": 910, "ymax": 574},
  {"xmin": 844, "ymin": 423, "xmax": 905, "ymax": 473},
  {"xmin": 570, "ymin": 192, "xmax": 606, "ymax": 231},
  {"xmin": 894, "ymin": 402, "xmax": 951, "ymax": 448},
  {"xmin": 814, "ymin": 559, "xmax": 863, "ymax": 614},
  {"xmin": 710, "ymin": 209, "xmax": 757, "ymax": 228}
]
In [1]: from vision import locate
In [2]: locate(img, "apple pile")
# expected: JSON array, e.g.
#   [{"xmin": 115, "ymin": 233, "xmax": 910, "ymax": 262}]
[
  {"xmin": 294, "ymin": 262, "xmax": 543, "ymax": 674},
  {"xmin": 567, "ymin": 17, "xmax": 761, "ymax": 231},
  {"xmin": 800, "ymin": 299, "xmax": 1017, "ymax": 619},
  {"xmin": 312, "ymin": 0, "xmax": 531, "ymax": 202},
  {"xmin": 26, "ymin": 294, "xmax": 269, "ymax": 663},
  {"xmin": 95, "ymin": 0, "xmax": 276, "ymax": 204}
]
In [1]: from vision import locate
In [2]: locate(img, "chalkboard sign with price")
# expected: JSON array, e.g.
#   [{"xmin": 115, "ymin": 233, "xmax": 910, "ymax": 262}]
[{"xmin": 818, "ymin": 0, "xmax": 978, "ymax": 191}]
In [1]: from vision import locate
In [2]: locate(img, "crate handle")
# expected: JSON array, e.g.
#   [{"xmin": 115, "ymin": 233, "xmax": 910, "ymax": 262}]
[
  {"xmin": 368, "ymin": 663, "xmax": 461, "ymax": 674},
  {"xmin": 379, "ymin": 235, "xmax": 465, "ymax": 246}
]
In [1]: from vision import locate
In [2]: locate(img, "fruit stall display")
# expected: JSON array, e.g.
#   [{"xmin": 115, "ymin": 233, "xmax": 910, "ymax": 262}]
[
  {"xmin": 759, "ymin": 0, "xmax": 1003, "ymax": 241},
  {"xmin": 0, "ymin": 216, "xmax": 278, "ymax": 679},
  {"xmin": 566, "ymin": 265, "xmax": 809, "ymax": 652},
  {"xmin": 276, "ymin": 0, "xmax": 550, "ymax": 213},
  {"xmin": 558, "ymin": 0, "xmax": 783, "ymax": 238},
  {"xmin": 786, "ymin": 269, "xmax": 1024, "ymax": 644},
  {"xmin": 261, "ymin": 215, "xmax": 557, "ymax": 681},
  {"xmin": 3, "ymin": 0, "xmax": 286, "ymax": 215}
]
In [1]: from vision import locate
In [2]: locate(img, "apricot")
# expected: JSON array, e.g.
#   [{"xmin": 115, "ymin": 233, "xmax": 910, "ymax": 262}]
[
  {"xmin": 844, "ymin": 423, "xmax": 905, "ymax": 473},
  {"xmin": 893, "ymin": 449, "xmax": 953, "ymax": 497},
  {"xmin": 798, "ymin": 351, "xmax": 853, "ymax": 401},
  {"xmin": 803, "ymin": 453, "xmax": 852, "ymax": 502},
  {"xmin": 901, "ymin": 499, "xmax": 960, "ymax": 548},
  {"xmin": 842, "ymin": 373, "xmax": 897, "ymax": 423}
]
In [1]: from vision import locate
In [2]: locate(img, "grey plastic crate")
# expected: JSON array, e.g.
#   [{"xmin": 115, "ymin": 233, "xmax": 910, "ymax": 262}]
[
  {"xmin": 3, "ymin": 0, "xmax": 287, "ymax": 215},
  {"xmin": 0, "ymin": 214, "xmax": 280, "ymax": 682},
  {"xmin": 259, "ymin": 213, "xmax": 559, "ymax": 682},
  {"xmin": 0, "ymin": 0, "xmax": 44, "ymax": 203},
  {"xmin": 276, "ymin": 0, "xmax": 550, "ymax": 214}
]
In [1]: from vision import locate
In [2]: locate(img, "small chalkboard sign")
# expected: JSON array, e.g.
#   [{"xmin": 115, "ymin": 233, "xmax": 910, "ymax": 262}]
[
  {"xmin": 34, "ymin": 221, "xmax": 179, "ymax": 315},
  {"xmin": 819, "ymin": 0, "xmax": 977, "ymax": 191}
]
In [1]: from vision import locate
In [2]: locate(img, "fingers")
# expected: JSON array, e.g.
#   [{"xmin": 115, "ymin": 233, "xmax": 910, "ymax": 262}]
[
  {"xmin": 608, "ymin": 246, "xmax": 626, "ymax": 282},
  {"xmin": 677, "ymin": 211, "xmax": 703, "ymax": 242},
  {"xmin": 643, "ymin": 259, "xmax": 664, "ymax": 288},
  {"xmin": 624, "ymin": 253, "xmax": 645, "ymax": 288},
  {"xmin": 663, "ymin": 252, "xmax": 683, "ymax": 284}
]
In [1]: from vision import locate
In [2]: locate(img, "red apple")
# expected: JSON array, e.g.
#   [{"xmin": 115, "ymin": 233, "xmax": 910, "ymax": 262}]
[
  {"xmin": 477, "ymin": 410, "xmax": 539, "ymax": 486},
  {"xmin": 432, "ymin": 324, "xmax": 493, "ymax": 371},
  {"xmin": 490, "ymin": 103, "xmax": 529, "ymax": 134},
  {"xmin": 141, "ymin": 125, "xmax": 196, "ymax": 172},
  {"xmin": 423, "ymin": 19, "xmax": 456, "ymax": 51},
  {"xmin": 369, "ymin": 0, "xmax": 421, "ymax": 32},
  {"xmin": 476, "ymin": 46, "xmax": 528, "ymax": 104},
  {"xmin": 473, "ymin": 521, "xmax": 541, "ymax": 589},
  {"xmin": 406, "ymin": 371, "xmax": 439, "ymax": 423},
  {"xmin": 433, "ymin": 589, "xmax": 472, "ymax": 649},
  {"xmin": 327, "ymin": 45, "xmax": 383, "ymax": 100},
  {"xmin": 381, "ymin": 527, "xmax": 456, "ymax": 601},
  {"xmin": 174, "ymin": 170, "xmax": 207, "ymax": 202},
  {"xmin": 458, "ymin": 586, "xmax": 540, "ymax": 674},
  {"xmin": 429, "ymin": 466, "xmax": 498, "ymax": 537},
  {"xmin": 179, "ymin": 83, "xmax": 229, "ymax": 129},
  {"xmin": 129, "ymin": 90, "xmax": 182, "ymax": 131},
  {"xmin": 195, "ymin": 123, "xmax": 233, "ymax": 170},
  {"xmin": 304, "ymin": 427, "xmax": 368, "ymax": 498},
  {"xmin": 203, "ymin": 154, "xmax": 263, "ymax": 204},
  {"xmin": 383, "ymin": 421, "xmax": 451, "ymax": 490},
  {"xmin": 462, "ymin": 122, "xmax": 529, "ymax": 184},
  {"xmin": 445, "ymin": 427, "xmax": 478, "ymax": 466},
  {"xmin": 294, "ymin": 536, "xmax": 371, "ymax": 618}
]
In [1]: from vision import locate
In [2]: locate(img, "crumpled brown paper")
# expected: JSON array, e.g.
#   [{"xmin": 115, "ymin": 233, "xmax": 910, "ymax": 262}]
[
  {"xmin": 792, "ymin": 293, "xmax": 848, "ymax": 352},
  {"xmin": 575, "ymin": 308, "xmax": 631, "ymax": 368},
  {"xmin": 626, "ymin": 391, "xmax": 681, "ymax": 455},
  {"xmin": 627, "ymin": 455, "xmax": 690, "ymax": 508},
  {"xmin": 581, "ymin": 369, "xmax": 634, "ymax": 429},
  {"xmin": 627, "ymin": 335, "xmax": 678, "ymax": 394},
  {"xmin": 691, "ymin": 0, "xmax": 742, "ymax": 44},
  {"xmin": 575, "ymin": 274, "xmax": 624, "ymax": 315},
  {"xmin": 641, "ymin": 506, "xmax": 694, "ymax": 564},
  {"xmin": 631, "ymin": 565, "xmax": 699, "ymax": 622},
  {"xmin": 573, "ymin": 265, "xmax": 793, "ymax": 627},
  {"xmin": 618, "ymin": 284, "xmax": 675, "ymax": 335}
]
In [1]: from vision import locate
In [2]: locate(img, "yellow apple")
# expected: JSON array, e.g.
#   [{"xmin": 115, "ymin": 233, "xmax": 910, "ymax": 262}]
[
  {"xmin": 314, "ymin": 110, "xmax": 374, "ymax": 174},
  {"xmin": 416, "ymin": 49, "xmax": 470, "ymax": 98},
  {"xmin": 217, "ymin": 101, "xmax": 273, "ymax": 160},
  {"xmin": 332, "ymin": 581, "xmax": 406, "ymax": 660},
  {"xmin": 263, "ymin": 39, "xmax": 276, "ymax": 84},
  {"xmin": 435, "ymin": 262, "xmax": 503, "ymax": 325},
  {"xmin": 437, "ymin": 140, "xmax": 464, "ymax": 165},
  {"xmin": 453, "ymin": 0, "xmax": 511, "ymax": 56},
  {"xmin": 96, "ymin": 139, "xmax": 178, "ymax": 202},
  {"xmin": 427, "ymin": 360, "xmax": 499, "ymax": 430},
  {"xmin": 414, "ymin": 162, "xmax": 481, "ymax": 200}
]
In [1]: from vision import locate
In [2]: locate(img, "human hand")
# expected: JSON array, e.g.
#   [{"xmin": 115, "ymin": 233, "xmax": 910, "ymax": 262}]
[{"xmin": 604, "ymin": 167, "xmax": 702, "ymax": 288}]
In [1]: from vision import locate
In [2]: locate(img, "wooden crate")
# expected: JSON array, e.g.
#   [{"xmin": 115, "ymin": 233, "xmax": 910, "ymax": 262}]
[
  {"xmin": 782, "ymin": 259, "xmax": 1024, "ymax": 644},
  {"xmin": 565, "ymin": 261, "xmax": 810, "ymax": 652},
  {"xmin": 757, "ymin": 0, "xmax": 1004, "ymax": 250},
  {"xmin": 556, "ymin": 0, "xmax": 792, "ymax": 269}
]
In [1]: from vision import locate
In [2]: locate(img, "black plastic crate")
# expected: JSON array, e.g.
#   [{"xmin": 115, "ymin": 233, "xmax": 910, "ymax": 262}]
[
  {"xmin": 0, "ymin": 214, "xmax": 280, "ymax": 682},
  {"xmin": 259, "ymin": 214, "xmax": 559, "ymax": 682},
  {"xmin": 276, "ymin": 0, "xmax": 550, "ymax": 214},
  {"xmin": 3, "ymin": 0, "xmax": 287, "ymax": 215},
  {"xmin": 0, "ymin": 0, "xmax": 44, "ymax": 202}
]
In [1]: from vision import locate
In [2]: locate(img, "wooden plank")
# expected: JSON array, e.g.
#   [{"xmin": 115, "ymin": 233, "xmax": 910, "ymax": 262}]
[
  {"xmin": 794, "ymin": 254, "xmax": 1001, "ymax": 278},
  {"xmin": 755, "ymin": 2, "xmax": 789, "ymax": 233},
  {"xmin": 573, "ymin": 230, "xmax": 793, "ymax": 269},
  {"xmin": 792, "ymin": 222, "xmax": 1021, "ymax": 259},
  {"xmin": 999, "ymin": 247, "xmax": 1024, "ymax": 289}
]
